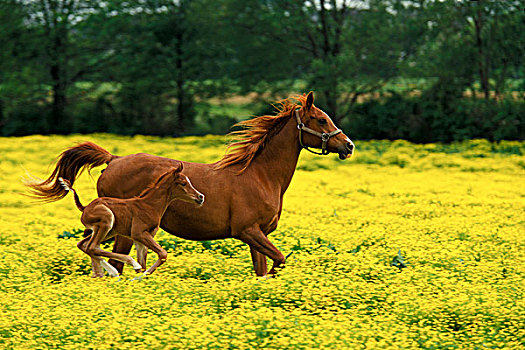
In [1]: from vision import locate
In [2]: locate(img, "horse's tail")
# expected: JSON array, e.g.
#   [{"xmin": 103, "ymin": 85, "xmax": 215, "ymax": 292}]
[
  {"xmin": 25, "ymin": 142, "xmax": 117, "ymax": 202},
  {"xmin": 58, "ymin": 177, "xmax": 85, "ymax": 212}
]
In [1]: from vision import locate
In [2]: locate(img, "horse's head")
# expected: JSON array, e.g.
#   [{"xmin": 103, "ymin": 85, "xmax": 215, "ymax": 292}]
[
  {"xmin": 295, "ymin": 91, "xmax": 354, "ymax": 160},
  {"xmin": 168, "ymin": 163, "xmax": 205, "ymax": 206}
]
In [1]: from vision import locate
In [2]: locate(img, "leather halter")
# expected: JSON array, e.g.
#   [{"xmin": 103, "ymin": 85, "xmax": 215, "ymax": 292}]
[{"xmin": 295, "ymin": 109, "xmax": 342, "ymax": 155}]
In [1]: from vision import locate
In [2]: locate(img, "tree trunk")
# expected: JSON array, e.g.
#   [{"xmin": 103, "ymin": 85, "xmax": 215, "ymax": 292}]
[
  {"xmin": 495, "ymin": 60, "xmax": 508, "ymax": 98},
  {"xmin": 47, "ymin": 0, "xmax": 68, "ymax": 133},
  {"xmin": 175, "ymin": 27, "xmax": 186, "ymax": 133},
  {"xmin": 50, "ymin": 63, "xmax": 67, "ymax": 133},
  {"xmin": 321, "ymin": 87, "xmax": 339, "ymax": 123},
  {"xmin": 474, "ymin": 5, "xmax": 490, "ymax": 100},
  {"xmin": 176, "ymin": 76, "xmax": 186, "ymax": 133},
  {"xmin": 0, "ymin": 99, "xmax": 4, "ymax": 130}
]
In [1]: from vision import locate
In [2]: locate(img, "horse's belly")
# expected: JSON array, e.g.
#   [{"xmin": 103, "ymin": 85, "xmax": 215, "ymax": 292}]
[
  {"xmin": 162, "ymin": 225, "xmax": 232, "ymax": 241},
  {"xmin": 159, "ymin": 201, "xmax": 232, "ymax": 241}
]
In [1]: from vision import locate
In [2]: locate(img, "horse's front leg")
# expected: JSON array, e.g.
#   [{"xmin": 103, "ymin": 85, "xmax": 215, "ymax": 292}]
[
  {"xmin": 250, "ymin": 247, "xmax": 268, "ymax": 277},
  {"xmin": 236, "ymin": 225, "xmax": 285, "ymax": 275}
]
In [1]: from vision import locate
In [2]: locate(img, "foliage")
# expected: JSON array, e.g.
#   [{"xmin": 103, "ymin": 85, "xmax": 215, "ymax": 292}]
[
  {"xmin": 348, "ymin": 94, "xmax": 524, "ymax": 142},
  {"xmin": 0, "ymin": 135, "xmax": 524, "ymax": 348},
  {"xmin": 0, "ymin": 0, "xmax": 522, "ymax": 138},
  {"xmin": 57, "ymin": 228, "xmax": 84, "ymax": 240},
  {"xmin": 226, "ymin": 0, "xmax": 405, "ymax": 119}
]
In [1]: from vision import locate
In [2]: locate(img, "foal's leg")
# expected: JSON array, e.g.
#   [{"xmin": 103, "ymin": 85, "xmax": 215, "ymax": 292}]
[
  {"xmin": 132, "ymin": 228, "xmax": 168, "ymax": 275},
  {"xmin": 236, "ymin": 225, "xmax": 285, "ymax": 275},
  {"xmin": 108, "ymin": 236, "xmax": 135, "ymax": 274},
  {"xmin": 77, "ymin": 234, "xmax": 104, "ymax": 278},
  {"xmin": 135, "ymin": 242, "xmax": 148, "ymax": 271},
  {"xmin": 85, "ymin": 224, "xmax": 142, "ymax": 276}
]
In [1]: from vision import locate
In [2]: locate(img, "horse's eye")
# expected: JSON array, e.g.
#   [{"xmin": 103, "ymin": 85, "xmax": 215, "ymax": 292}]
[
  {"xmin": 181, "ymin": 183, "xmax": 186, "ymax": 187},
  {"xmin": 318, "ymin": 119, "xmax": 327, "ymax": 125}
]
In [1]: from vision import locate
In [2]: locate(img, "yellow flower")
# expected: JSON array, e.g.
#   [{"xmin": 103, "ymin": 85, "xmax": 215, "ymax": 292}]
[{"xmin": 0, "ymin": 135, "xmax": 523, "ymax": 349}]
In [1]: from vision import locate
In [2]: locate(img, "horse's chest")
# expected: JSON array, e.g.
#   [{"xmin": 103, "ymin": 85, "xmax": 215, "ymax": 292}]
[
  {"xmin": 261, "ymin": 214, "xmax": 280, "ymax": 234},
  {"xmin": 253, "ymin": 195, "xmax": 282, "ymax": 233}
]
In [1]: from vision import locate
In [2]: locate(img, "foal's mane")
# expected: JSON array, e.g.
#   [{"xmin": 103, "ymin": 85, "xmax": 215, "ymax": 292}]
[
  {"xmin": 137, "ymin": 166, "xmax": 180, "ymax": 198},
  {"xmin": 214, "ymin": 95, "xmax": 307, "ymax": 173}
]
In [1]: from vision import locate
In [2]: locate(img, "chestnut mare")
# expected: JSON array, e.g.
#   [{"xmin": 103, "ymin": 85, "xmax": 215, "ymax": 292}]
[{"xmin": 27, "ymin": 92, "xmax": 354, "ymax": 276}]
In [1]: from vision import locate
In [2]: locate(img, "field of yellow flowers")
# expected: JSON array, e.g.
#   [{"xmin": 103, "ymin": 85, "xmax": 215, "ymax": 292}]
[{"xmin": 0, "ymin": 134, "xmax": 523, "ymax": 349}]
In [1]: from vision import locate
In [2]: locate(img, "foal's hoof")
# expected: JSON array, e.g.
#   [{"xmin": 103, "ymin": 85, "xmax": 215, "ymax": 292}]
[
  {"xmin": 91, "ymin": 273, "xmax": 105, "ymax": 278},
  {"xmin": 257, "ymin": 274, "xmax": 275, "ymax": 282},
  {"xmin": 130, "ymin": 274, "xmax": 146, "ymax": 281}
]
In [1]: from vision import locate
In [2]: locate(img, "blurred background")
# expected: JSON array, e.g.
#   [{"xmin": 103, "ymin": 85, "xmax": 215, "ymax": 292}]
[{"xmin": 0, "ymin": 0, "xmax": 523, "ymax": 142}]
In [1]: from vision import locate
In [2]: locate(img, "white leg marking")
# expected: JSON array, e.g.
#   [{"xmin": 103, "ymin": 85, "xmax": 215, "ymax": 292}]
[
  {"xmin": 136, "ymin": 242, "xmax": 147, "ymax": 263},
  {"xmin": 91, "ymin": 257, "xmax": 104, "ymax": 275},
  {"xmin": 130, "ymin": 259, "xmax": 142, "ymax": 270},
  {"xmin": 99, "ymin": 259, "xmax": 119, "ymax": 277}
]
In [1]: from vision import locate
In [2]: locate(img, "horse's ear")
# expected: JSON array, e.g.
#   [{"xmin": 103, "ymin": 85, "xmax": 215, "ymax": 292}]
[
  {"xmin": 305, "ymin": 91, "xmax": 314, "ymax": 110},
  {"xmin": 175, "ymin": 162, "xmax": 183, "ymax": 173}
]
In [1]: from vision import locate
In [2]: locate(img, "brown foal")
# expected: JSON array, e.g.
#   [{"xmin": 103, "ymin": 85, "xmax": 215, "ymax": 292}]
[{"xmin": 59, "ymin": 164, "xmax": 204, "ymax": 277}]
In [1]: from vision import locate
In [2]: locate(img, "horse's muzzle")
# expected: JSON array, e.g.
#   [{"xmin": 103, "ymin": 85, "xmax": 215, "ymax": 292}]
[
  {"xmin": 338, "ymin": 142, "xmax": 354, "ymax": 160},
  {"xmin": 194, "ymin": 194, "xmax": 205, "ymax": 206}
]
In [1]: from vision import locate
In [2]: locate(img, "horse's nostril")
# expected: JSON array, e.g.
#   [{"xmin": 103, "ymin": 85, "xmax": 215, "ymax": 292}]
[
  {"xmin": 198, "ymin": 194, "xmax": 204, "ymax": 201},
  {"xmin": 346, "ymin": 142, "xmax": 354, "ymax": 152}
]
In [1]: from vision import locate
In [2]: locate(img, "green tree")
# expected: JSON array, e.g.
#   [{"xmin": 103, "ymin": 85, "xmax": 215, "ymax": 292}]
[
  {"xmin": 225, "ymin": 0, "xmax": 405, "ymax": 121},
  {"xmin": 95, "ymin": 0, "xmax": 232, "ymax": 134},
  {"xmin": 0, "ymin": 1, "xmax": 118, "ymax": 133},
  {"xmin": 401, "ymin": 0, "xmax": 524, "ymax": 99}
]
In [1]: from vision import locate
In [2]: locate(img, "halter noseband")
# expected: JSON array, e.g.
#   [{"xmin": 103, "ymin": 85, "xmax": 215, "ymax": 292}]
[{"xmin": 295, "ymin": 109, "xmax": 342, "ymax": 155}]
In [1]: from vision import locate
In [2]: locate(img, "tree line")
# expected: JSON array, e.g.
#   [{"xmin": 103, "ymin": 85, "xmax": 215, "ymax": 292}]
[{"xmin": 0, "ymin": 0, "xmax": 523, "ymax": 141}]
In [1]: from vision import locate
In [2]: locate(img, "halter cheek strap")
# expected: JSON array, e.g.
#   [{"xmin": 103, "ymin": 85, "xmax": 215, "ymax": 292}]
[{"xmin": 295, "ymin": 109, "xmax": 342, "ymax": 155}]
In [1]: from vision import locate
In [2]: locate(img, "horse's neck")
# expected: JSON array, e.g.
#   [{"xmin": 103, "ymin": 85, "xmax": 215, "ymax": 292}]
[
  {"xmin": 139, "ymin": 185, "xmax": 171, "ymax": 213},
  {"xmin": 251, "ymin": 116, "xmax": 301, "ymax": 194}
]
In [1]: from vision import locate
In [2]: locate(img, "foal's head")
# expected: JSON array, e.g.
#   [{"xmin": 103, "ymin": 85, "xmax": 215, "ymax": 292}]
[
  {"xmin": 296, "ymin": 91, "xmax": 354, "ymax": 160},
  {"xmin": 158, "ymin": 164, "xmax": 205, "ymax": 206}
]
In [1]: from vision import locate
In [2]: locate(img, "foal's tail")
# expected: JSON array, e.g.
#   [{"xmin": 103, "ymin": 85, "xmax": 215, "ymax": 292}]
[
  {"xmin": 25, "ymin": 142, "xmax": 117, "ymax": 202},
  {"xmin": 58, "ymin": 177, "xmax": 85, "ymax": 212}
]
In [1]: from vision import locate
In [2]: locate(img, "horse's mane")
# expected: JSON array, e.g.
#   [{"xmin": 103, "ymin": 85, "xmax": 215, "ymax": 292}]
[{"xmin": 214, "ymin": 95, "xmax": 307, "ymax": 174}]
